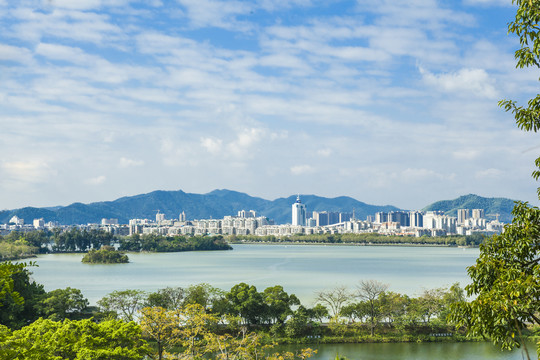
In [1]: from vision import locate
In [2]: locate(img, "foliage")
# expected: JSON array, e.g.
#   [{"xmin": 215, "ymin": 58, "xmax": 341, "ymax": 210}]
[
  {"xmin": 81, "ymin": 246, "xmax": 129, "ymax": 264},
  {"xmin": 231, "ymin": 233, "xmax": 484, "ymax": 247},
  {"xmin": 97, "ymin": 289, "xmax": 147, "ymax": 322},
  {"xmin": 140, "ymin": 306, "xmax": 181, "ymax": 360},
  {"xmin": 146, "ymin": 286, "xmax": 185, "ymax": 310},
  {"xmin": 0, "ymin": 262, "xmax": 46, "ymax": 329},
  {"xmin": 449, "ymin": 202, "xmax": 540, "ymax": 357},
  {"xmin": 356, "ymin": 280, "xmax": 388, "ymax": 336},
  {"xmin": 0, "ymin": 318, "xmax": 149, "ymax": 360},
  {"xmin": 119, "ymin": 234, "xmax": 232, "ymax": 253},
  {"xmin": 42, "ymin": 287, "xmax": 89, "ymax": 321}
]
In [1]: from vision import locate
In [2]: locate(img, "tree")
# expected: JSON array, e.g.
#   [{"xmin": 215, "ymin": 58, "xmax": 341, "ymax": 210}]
[
  {"xmin": 184, "ymin": 283, "xmax": 224, "ymax": 310},
  {"xmin": 262, "ymin": 285, "xmax": 300, "ymax": 324},
  {"xmin": 450, "ymin": 1, "xmax": 540, "ymax": 357},
  {"xmin": 145, "ymin": 286, "xmax": 185, "ymax": 311},
  {"xmin": 0, "ymin": 262, "xmax": 46, "ymax": 329},
  {"xmin": 314, "ymin": 286, "xmax": 351, "ymax": 318},
  {"xmin": 0, "ymin": 318, "xmax": 149, "ymax": 360},
  {"xmin": 139, "ymin": 306, "xmax": 180, "ymax": 360},
  {"xmin": 226, "ymin": 282, "xmax": 265, "ymax": 325},
  {"xmin": 449, "ymin": 203, "xmax": 540, "ymax": 358},
  {"xmin": 356, "ymin": 280, "xmax": 388, "ymax": 335},
  {"xmin": 97, "ymin": 289, "xmax": 146, "ymax": 322},
  {"xmin": 42, "ymin": 287, "xmax": 89, "ymax": 321}
]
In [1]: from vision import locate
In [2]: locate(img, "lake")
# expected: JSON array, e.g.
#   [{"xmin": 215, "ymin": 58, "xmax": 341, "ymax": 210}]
[
  {"xmin": 27, "ymin": 244, "xmax": 537, "ymax": 359},
  {"xmin": 30, "ymin": 244, "xmax": 479, "ymax": 305}
]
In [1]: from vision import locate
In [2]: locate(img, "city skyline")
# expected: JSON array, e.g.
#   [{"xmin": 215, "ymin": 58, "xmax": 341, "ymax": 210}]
[{"xmin": 1, "ymin": 1, "xmax": 539, "ymax": 211}]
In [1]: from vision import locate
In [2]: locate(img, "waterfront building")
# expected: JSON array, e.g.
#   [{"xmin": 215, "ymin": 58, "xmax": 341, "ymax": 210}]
[{"xmin": 292, "ymin": 196, "xmax": 307, "ymax": 226}]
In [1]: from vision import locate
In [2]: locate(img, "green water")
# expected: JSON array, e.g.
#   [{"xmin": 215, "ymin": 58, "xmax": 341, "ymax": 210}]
[
  {"xmin": 278, "ymin": 342, "xmax": 537, "ymax": 359},
  {"xmin": 30, "ymin": 244, "xmax": 479, "ymax": 304}
]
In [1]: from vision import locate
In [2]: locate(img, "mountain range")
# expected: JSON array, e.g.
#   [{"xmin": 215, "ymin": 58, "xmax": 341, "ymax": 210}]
[{"xmin": 0, "ymin": 190, "xmax": 518, "ymax": 225}]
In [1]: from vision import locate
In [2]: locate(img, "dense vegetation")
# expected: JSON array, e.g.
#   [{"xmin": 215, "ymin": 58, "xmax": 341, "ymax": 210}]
[
  {"xmin": 118, "ymin": 234, "xmax": 232, "ymax": 252},
  {"xmin": 2, "ymin": 261, "xmax": 538, "ymax": 359},
  {"xmin": 0, "ymin": 229, "xmax": 232, "ymax": 261},
  {"xmin": 81, "ymin": 246, "xmax": 129, "ymax": 264},
  {"xmin": 229, "ymin": 233, "xmax": 486, "ymax": 247}
]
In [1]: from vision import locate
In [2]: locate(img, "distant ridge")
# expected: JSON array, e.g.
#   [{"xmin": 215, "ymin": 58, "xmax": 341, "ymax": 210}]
[
  {"xmin": 0, "ymin": 190, "xmax": 517, "ymax": 225},
  {"xmin": 0, "ymin": 189, "xmax": 399, "ymax": 225},
  {"xmin": 422, "ymin": 194, "xmax": 516, "ymax": 223}
]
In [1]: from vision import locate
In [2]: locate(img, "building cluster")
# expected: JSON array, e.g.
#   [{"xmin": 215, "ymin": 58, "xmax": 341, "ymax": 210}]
[{"xmin": 1, "ymin": 197, "xmax": 504, "ymax": 238}]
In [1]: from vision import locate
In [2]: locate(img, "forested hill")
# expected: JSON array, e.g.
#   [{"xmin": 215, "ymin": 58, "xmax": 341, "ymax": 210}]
[
  {"xmin": 0, "ymin": 189, "xmax": 400, "ymax": 225},
  {"xmin": 0, "ymin": 190, "xmax": 518, "ymax": 225},
  {"xmin": 422, "ymin": 194, "xmax": 516, "ymax": 223}
]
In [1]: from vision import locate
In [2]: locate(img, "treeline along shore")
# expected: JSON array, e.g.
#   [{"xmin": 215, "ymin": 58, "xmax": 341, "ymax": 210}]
[
  {"xmin": 0, "ymin": 229, "xmax": 232, "ymax": 261},
  {"xmin": 4, "ymin": 260, "xmax": 534, "ymax": 359},
  {"xmin": 227, "ymin": 233, "xmax": 485, "ymax": 247},
  {"xmin": 0, "ymin": 228, "xmax": 483, "ymax": 262}
]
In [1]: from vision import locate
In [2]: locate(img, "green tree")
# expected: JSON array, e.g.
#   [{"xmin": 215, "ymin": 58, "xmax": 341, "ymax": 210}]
[
  {"xmin": 97, "ymin": 289, "xmax": 146, "ymax": 322},
  {"xmin": 450, "ymin": 1, "xmax": 540, "ymax": 357},
  {"xmin": 145, "ymin": 286, "xmax": 185, "ymax": 311},
  {"xmin": 450, "ymin": 203, "xmax": 540, "ymax": 358},
  {"xmin": 0, "ymin": 318, "xmax": 149, "ymax": 360},
  {"xmin": 42, "ymin": 287, "xmax": 89, "ymax": 321},
  {"xmin": 226, "ymin": 283, "xmax": 265, "ymax": 326},
  {"xmin": 356, "ymin": 280, "xmax": 388, "ymax": 336},
  {"xmin": 263, "ymin": 285, "xmax": 300, "ymax": 324},
  {"xmin": 184, "ymin": 283, "xmax": 224, "ymax": 310},
  {"xmin": 0, "ymin": 262, "xmax": 46, "ymax": 329}
]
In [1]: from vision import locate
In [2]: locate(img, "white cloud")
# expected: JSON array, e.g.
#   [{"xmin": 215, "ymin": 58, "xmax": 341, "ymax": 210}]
[
  {"xmin": 201, "ymin": 137, "xmax": 223, "ymax": 154},
  {"xmin": 317, "ymin": 148, "xmax": 332, "ymax": 157},
  {"xmin": 462, "ymin": 0, "xmax": 510, "ymax": 6},
  {"xmin": 453, "ymin": 150, "xmax": 480, "ymax": 160},
  {"xmin": 400, "ymin": 168, "xmax": 445, "ymax": 181},
  {"xmin": 1, "ymin": 160, "xmax": 56, "ymax": 184},
  {"xmin": 290, "ymin": 164, "xmax": 315, "ymax": 175},
  {"xmin": 475, "ymin": 168, "xmax": 503, "ymax": 179},
  {"xmin": 119, "ymin": 157, "xmax": 144, "ymax": 168},
  {"xmin": 420, "ymin": 67, "xmax": 498, "ymax": 98},
  {"xmin": 176, "ymin": 0, "xmax": 251, "ymax": 29},
  {"xmin": 0, "ymin": 43, "xmax": 32, "ymax": 63},
  {"xmin": 85, "ymin": 175, "xmax": 106, "ymax": 185},
  {"xmin": 227, "ymin": 128, "xmax": 265, "ymax": 157}
]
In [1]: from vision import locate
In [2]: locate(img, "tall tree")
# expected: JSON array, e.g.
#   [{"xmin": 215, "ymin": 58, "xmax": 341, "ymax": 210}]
[
  {"xmin": 451, "ymin": 1, "xmax": 540, "ymax": 358},
  {"xmin": 356, "ymin": 280, "xmax": 388, "ymax": 336}
]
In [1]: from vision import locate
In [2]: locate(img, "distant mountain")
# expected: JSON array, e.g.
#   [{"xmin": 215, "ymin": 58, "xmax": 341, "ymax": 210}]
[
  {"xmin": 422, "ymin": 194, "xmax": 517, "ymax": 223},
  {"xmin": 0, "ymin": 189, "xmax": 400, "ymax": 225},
  {"xmin": 0, "ymin": 190, "xmax": 518, "ymax": 226}
]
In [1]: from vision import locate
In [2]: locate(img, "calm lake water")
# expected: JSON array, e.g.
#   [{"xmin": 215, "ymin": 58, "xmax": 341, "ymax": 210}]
[
  {"xmin": 30, "ymin": 244, "xmax": 479, "ymax": 305},
  {"xmin": 27, "ymin": 244, "xmax": 537, "ymax": 359}
]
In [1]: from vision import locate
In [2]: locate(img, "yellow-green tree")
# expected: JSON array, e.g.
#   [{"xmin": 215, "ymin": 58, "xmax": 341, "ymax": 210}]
[{"xmin": 140, "ymin": 306, "xmax": 181, "ymax": 360}]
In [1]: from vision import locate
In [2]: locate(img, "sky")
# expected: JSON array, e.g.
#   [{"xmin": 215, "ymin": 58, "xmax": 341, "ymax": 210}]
[{"xmin": 1, "ymin": 0, "xmax": 539, "ymax": 211}]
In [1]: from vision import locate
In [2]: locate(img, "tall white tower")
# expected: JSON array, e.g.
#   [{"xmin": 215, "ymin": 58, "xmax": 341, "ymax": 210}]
[{"xmin": 292, "ymin": 195, "xmax": 306, "ymax": 226}]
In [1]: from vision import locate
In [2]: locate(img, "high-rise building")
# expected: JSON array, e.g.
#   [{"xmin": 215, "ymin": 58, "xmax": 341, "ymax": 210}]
[
  {"xmin": 292, "ymin": 196, "xmax": 307, "ymax": 226},
  {"xmin": 472, "ymin": 209, "xmax": 485, "ymax": 220},
  {"xmin": 457, "ymin": 209, "xmax": 469, "ymax": 224},
  {"xmin": 409, "ymin": 211, "xmax": 423, "ymax": 227}
]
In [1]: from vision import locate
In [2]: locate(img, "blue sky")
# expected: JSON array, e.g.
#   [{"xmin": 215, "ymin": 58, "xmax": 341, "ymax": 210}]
[{"xmin": 1, "ymin": 0, "xmax": 539, "ymax": 211}]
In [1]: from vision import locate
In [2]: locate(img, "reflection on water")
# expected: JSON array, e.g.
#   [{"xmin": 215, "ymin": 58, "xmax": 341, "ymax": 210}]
[{"xmin": 277, "ymin": 341, "xmax": 537, "ymax": 360}]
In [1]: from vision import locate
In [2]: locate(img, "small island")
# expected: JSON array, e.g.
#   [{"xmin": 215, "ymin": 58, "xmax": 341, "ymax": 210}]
[{"xmin": 81, "ymin": 246, "xmax": 129, "ymax": 264}]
